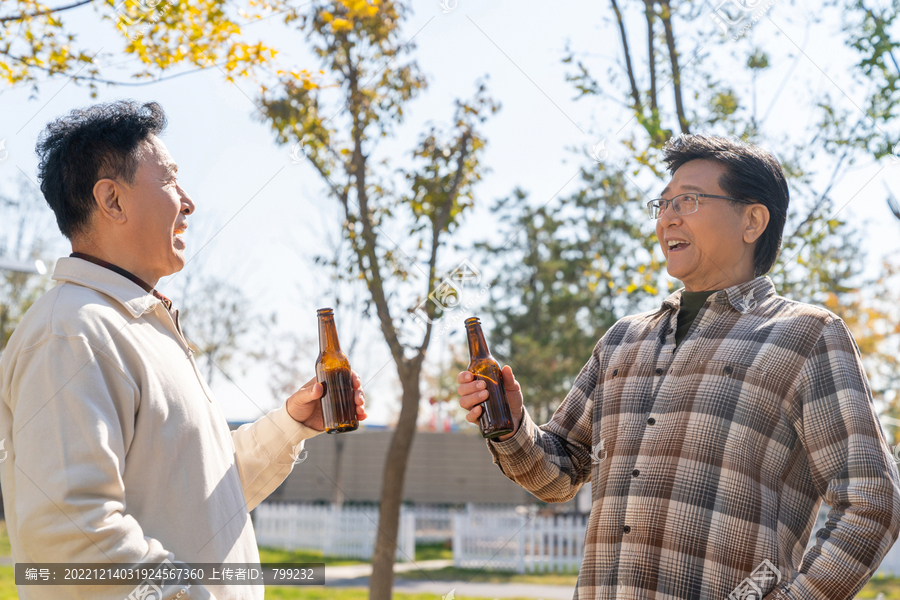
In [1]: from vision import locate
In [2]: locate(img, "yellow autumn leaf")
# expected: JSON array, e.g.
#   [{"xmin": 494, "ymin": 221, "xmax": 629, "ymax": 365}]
[{"xmin": 331, "ymin": 18, "xmax": 352, "ymax": 31}]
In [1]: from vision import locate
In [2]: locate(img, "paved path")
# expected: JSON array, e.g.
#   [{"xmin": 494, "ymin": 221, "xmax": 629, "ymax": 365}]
[
  {"xmin": 325, "ymin": 559, "xmax": 575, "ymax": 599},
  {"xmin": 325, "ymin": 558, "xmax": 454, "ymax": 582}
]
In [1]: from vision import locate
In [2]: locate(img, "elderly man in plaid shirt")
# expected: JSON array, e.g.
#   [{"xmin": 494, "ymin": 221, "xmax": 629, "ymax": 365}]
[{"xmin": 457, "ymin": 134, "xmax": 900, "ymax": 600}]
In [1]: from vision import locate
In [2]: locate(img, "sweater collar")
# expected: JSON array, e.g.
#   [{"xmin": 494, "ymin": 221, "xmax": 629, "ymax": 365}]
[
  {"xmin": 660, "ymin": 275, "xmax": 776, "ymax": 315},
  {"xmin": 52, "ymin": 255, "xmax": 168, "ymax": 318}
]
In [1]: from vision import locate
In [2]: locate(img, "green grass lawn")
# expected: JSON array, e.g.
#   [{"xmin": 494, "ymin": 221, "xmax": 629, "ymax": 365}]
[
  {"xmin": 0, "ymin": 567, "xmax": 15, "ymax": 600},
  {"xmin": 395, "ymin": 565, "xmax": 579, "ymax": 587},
  {"xmin": 856, "ymin": 574, "xmax": 900, "ymax": 598},
  {"xmin": 258, "ymin": 540, "xmax": 451, "ymax": 566},
  {"xmin": 413, "ymin": 541, "xmax": 453, "ymax": 562},
  {"xmin": 257, "ymin": 545, "xmax": 366, "ymax": 566}
]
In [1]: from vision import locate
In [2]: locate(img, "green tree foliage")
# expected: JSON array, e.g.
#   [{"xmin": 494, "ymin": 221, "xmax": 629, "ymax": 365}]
[{"xmin": 477, "ymin": 174, "xmax": 661, "ymax": 422}]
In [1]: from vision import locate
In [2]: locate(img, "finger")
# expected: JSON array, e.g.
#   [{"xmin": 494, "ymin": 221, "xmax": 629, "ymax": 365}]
[
  {"xmin": 465, "ymin": 405, "xmax": 482, "ymax": 423},
  {"xmin": 459, "ymin": 391, "xmax": 489, "ymax": 410},
  {"xmin": 456, "ymin": 371, "xmax": 474, "ymax": 385},
  {"xmin": 355, "ymin": 389, "xmax": 365, "ymax": 405},
  {"xmin": 351, "ymin": 370, "xmax": 362, "ymax": 389},
  {"xmin": 501, "ymin": 365, "xmax": 518, "ymax": 390},
  {"xmin": 309, "ymin": 382, "xmax": 324, "ymax": 399},
  {"xmin": 458, "ymin": 380, "xmax": 485, "ymax": 396}
]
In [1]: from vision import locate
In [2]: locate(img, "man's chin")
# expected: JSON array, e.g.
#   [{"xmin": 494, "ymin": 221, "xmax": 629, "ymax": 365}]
[
  {"xmin": 666, "ymin": 264, "xmax": 687, "ymax": 281},
  {"xmin": 165, "ymin": 253, "xmax": 186, "ymax": 275}
]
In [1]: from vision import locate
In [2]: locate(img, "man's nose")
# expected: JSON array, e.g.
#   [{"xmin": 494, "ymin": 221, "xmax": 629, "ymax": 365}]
[{"xmin": 179, "ymin": 184, "xmax": 195, "ymax": 215}]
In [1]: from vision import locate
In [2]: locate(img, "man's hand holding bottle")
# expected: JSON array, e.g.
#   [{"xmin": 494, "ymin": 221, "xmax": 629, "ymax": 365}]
[{"xmin": 457, "ymin": 365, "xmax": 524, "ymax": 442}]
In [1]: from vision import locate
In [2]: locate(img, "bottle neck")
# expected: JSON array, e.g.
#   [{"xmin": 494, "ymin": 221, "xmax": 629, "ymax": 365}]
[
  {"xmin": 466, "ymin": 323, "xmax": 491, "ymax": 359},
  {"xmin": 318, "ymin": 315, "xmax": 342, "ymax": 353}
]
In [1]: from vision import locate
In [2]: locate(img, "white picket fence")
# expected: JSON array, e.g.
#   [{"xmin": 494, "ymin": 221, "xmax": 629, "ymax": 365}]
[
  {"xmin": 253, "ymin": 502, "xmax": 416, "ymax": 561},
  {"xmin": 453, "ymin": 506, "xmax": 588, "ymax": 574},
  {"xmin": 254, "ymin": 502, "xmax": 588, "ymax": 573},
  {"xmin": 411, "ymin": 504, "xmax": 457, "ymax": 542}
]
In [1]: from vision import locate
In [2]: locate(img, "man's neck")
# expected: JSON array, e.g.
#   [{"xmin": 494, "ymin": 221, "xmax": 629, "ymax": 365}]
[{"xmin": 71, "ymin": 240, "xmax": 159, "ymax": 288}]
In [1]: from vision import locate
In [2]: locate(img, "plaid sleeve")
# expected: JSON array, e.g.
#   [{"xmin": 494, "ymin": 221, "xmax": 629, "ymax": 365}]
[
  {"xmin": 484, "ymin": 349, "xmax": 599, "ymax": 503},
  {"xmin": 779, "ymin": 317, "xmax": 900, "ymax": 599}
]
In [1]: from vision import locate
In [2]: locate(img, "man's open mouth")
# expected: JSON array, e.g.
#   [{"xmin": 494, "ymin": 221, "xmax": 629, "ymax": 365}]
[{"xmin": 667, "ymin": 239, "xmax": 690, "ymax": 252}]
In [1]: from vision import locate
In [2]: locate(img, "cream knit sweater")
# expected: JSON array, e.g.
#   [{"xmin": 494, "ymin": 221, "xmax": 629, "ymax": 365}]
[{"xmin": 0, "ymin": 257, "xmax": 321, "ymax": 599}]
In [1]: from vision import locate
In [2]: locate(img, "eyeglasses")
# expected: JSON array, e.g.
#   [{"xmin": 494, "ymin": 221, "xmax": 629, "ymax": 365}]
[{"xmin": 646, "ymin": 192, "xmax": 755, "ymax": 219}]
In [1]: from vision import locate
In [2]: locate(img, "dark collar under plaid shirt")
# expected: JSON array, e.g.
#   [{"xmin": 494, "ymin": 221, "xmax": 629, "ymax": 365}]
[
  {"xmin": 485, "ymin": 275, "xmax": 900, "ymax": 600},
  {"xmin": 69, "ymin": 252, "xmax": 175, "ymax": 313}
]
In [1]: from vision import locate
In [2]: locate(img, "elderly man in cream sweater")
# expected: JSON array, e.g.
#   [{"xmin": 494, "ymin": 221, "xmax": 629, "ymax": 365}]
[{"xmin": 0, "ymin": 100, "xmax": 367, "ymax": 599}]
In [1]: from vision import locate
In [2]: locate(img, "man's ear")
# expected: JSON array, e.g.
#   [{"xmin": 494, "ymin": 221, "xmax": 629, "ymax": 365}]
[
  {"xmin": 92, "ymin": 178, "xmax": 127, "ymax": 225},
  {"xmin": 743, "ymin": 203, "xmax": 769, "ymax": 244}
]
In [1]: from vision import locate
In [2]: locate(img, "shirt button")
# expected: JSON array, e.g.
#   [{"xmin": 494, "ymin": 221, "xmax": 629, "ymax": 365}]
[
  {"xmin": 623, "ymin": 525, "xmax": 631, "ymax": 533},
  {"xmin": 724, "ymin": 365, "xmax": 734, "ymax": 375},
  {"xmin": 647, "ymin": 417, "xmax": 656, "ymax": 425},
  {"xmin": 612, "ymin": 368, "xmax": 618, "ymax": 376},
  {"xmin": 655, "ymin": 367, "xmax": 663, "ymax": 375},
  {"xmin": 632, "ymin": 469, "xmax": 640, "ymax": 477}
]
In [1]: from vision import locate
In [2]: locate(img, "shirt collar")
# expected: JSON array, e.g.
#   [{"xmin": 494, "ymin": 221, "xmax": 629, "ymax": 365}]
[
  {"xmin": 53, "ymin": 254, "xmax": 173, "ymax": 318},
  {"xmin": 660, "ymin": 275, "xmax": 775, "ymax": 314}
]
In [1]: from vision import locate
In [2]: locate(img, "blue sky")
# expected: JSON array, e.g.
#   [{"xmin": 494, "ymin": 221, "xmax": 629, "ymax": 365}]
[{"xmin": 2, "ymin": 0, "xmax": 899, "ymax": 426}]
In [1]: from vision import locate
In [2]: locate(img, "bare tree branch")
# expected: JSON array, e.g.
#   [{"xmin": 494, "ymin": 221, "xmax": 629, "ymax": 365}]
[
  {"xmin": 0, "ymin": 0, "xmax": 93, "ymax": 23},
  {"xmin": 610, "ymin": 0, "xmax": 641, "ymax": 111},
  {"xmin": 644, "ymin": 0, "xmax": 658, "ymax": 113},
  {"xmin": 659, "ymin": 0, "xmax": 689, "ymax": 134}
]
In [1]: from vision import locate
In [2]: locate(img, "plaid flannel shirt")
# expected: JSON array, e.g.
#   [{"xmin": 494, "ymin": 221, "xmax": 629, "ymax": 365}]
[{"xmin": 487, "ymin": 276, "xmax": 900, "ymax": 600}]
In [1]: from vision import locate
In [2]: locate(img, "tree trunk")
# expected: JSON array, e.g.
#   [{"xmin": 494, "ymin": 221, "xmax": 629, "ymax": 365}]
[{"xmin": 368, "ymin": 364, "xmax": 422, "ymax": 600}]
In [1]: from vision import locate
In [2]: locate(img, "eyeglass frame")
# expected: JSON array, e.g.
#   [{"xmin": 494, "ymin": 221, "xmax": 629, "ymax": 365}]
[{"xmin": 646, "ymin": 192, "xmax": 757, "ymax": 220}]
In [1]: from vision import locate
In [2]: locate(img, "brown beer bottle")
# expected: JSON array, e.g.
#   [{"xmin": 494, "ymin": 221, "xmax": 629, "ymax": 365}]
[
  {"xmin": 316, "ymin": 308, "xmax": 358, "ymax": 434},
  {"xmin": 464, "ymin": 317, "xmax": 514, "ymax": 439}
]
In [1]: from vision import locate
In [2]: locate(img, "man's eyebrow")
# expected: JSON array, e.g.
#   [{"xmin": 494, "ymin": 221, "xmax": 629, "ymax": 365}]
[
  {"xmin": 659, "ymin": 183, "xmax": 704, "ymax": 197},
  {"xmin": 164, "ymin": 163, "xmax": 178, "ymax": 176}
]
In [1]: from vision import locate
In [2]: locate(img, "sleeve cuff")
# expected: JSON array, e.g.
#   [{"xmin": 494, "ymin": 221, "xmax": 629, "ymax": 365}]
[
  {"xmin": 486, "ymin": 407, "xmax": 536, "ymax": 463},
  {"xmin": 252, "ymin": 401, "xmax": 323, "ymax": 465}
]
